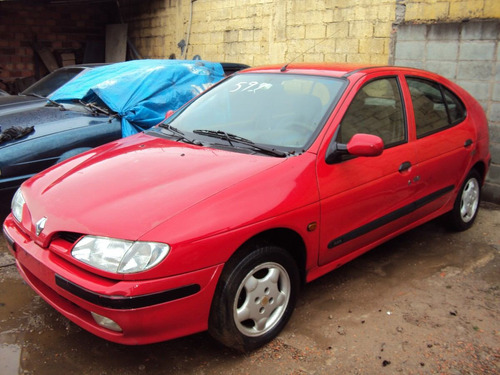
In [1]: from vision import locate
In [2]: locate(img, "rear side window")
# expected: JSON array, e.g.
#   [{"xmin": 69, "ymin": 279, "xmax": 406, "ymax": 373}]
[{"xmin": 407, "ymin": 77, "xmax": 466, "ymax": 138}]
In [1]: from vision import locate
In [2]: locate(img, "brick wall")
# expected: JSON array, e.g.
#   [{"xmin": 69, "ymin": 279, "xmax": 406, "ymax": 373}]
[{"xmin": 0, "ymin": 2, "xmax": 114, "ymax": 92}]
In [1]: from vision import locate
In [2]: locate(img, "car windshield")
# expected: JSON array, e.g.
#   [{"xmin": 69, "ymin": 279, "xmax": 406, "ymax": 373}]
[
  {"xmin": 22, "ymin": 68, "xmax": 85, "ymax": 97},
  {"xmin": 164, "ymin": 73, "xmax": 346, "ymax": 153}
]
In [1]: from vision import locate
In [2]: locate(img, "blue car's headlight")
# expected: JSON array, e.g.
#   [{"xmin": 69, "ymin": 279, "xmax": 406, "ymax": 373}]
[
  {"xmin": 72, "ymin": 235, "xmax": 170, "ymax": 274},
  {"xmin": 11, "ymin": 188, "xmax": 26, "ymax": 223}
]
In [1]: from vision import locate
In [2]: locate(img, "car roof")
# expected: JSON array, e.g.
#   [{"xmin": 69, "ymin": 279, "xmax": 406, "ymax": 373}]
[
  {"xmin": 242, "ymin": 63, "xmax": 433, "ymax": 79},
  {"xmin": 52, "ymin": 63, "xmax": 110, "ymax": 71}
]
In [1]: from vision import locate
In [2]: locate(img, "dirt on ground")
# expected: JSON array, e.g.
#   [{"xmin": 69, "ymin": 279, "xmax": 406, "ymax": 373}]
[{"xmin": 0, "ymin": 204, "xmax": 499, "ymax": 375}]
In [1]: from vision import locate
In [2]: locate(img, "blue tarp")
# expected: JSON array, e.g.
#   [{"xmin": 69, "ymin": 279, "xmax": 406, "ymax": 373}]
[{"xmin": 50, "ymin": 60, "xmax": 225, "ymax": 137}]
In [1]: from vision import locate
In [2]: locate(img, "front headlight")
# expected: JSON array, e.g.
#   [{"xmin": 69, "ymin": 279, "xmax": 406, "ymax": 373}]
[
  {"xmin": 11, "ymin": 188, "xmax": 26, "ymax": 222},
  {"xmin": 72, "ymin": 236, "xmax": 170, "ymax": 274}
]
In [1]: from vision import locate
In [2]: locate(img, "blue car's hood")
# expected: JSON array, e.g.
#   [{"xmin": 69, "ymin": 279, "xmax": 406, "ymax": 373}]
[
  {"xmin": 0, "ymin": 105, "xmax": 110, "ymax": 145},
  {"xmin": 0, "ymin": 95, "xmax": 46, "ymax": 118}
]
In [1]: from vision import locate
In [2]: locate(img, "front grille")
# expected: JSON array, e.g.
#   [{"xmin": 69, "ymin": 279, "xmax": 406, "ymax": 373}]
[{"xmin": 57, "ymin": 231, "xmax": 84, "ymax": 244}]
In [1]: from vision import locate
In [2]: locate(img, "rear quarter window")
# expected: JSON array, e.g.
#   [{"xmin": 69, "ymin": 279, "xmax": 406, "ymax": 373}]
[{"xmin": 443, "ymin": 86, "xmax": 466, "ymax": 124}]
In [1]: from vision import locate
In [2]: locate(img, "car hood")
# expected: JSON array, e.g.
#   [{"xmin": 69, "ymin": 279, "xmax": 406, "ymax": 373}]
[
  {"xmin": 0, "ymin": 95, "xmax": 46, "ymax": 117},
  {"xmin": 22, "ymin": 132, "xmax": 288, "ymax": 242},
  {"xmin": 0, "ymin": 105, "xmax": 110, "ymax": 145}
]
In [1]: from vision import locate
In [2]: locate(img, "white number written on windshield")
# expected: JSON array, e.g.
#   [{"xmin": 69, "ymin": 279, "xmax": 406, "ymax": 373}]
[{"xmin": 230, "ymin": 81, "xmax": 273, "ymax": 93}]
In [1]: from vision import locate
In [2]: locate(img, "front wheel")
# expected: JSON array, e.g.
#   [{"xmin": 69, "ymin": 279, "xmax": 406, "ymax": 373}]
[
  {"xmin": 208, "ymin": 245, "xmax": 299, "ymax": 352},
  {"xmin": 446, "ymin": 170, "xmax": 481, "ymax": 231}
]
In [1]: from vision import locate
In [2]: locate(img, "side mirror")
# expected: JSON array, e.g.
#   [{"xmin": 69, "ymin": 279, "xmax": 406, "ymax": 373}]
[
  {"xmin": 165, "ymin": 110, "xmax": 175, "ymax": 119},
  {"xmin": 326, "ymin": 133, "xmax": 384, "ymax": 164}
]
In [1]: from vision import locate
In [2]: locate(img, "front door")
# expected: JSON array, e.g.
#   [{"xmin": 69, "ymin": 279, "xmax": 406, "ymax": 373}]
[{"xmin": 317, "ymin": 75, "xmax": 418, "ymax": 266}]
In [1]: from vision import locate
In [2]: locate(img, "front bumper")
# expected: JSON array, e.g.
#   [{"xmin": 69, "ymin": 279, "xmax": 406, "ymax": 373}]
[{"xmin": 3, "ymin": 214, "xmax": 223, "ymax": 345}]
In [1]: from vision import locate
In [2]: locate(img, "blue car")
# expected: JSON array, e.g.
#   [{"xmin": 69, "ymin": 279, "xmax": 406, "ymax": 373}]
[{"xmin": 0, "ymin": 60, "xmax": 247, "ymax": 197}]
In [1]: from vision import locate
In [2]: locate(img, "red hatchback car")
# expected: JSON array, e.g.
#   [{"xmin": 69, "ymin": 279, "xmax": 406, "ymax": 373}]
[{"xmin": 3, "ymin": 63, "xmax": 491, "ymax": 352}]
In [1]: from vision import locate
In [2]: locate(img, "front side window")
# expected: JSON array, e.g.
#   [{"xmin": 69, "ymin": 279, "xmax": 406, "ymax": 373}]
[
  {"xmin": 164, "ymin": 73, "xmax": 346, "ymax": 153},
  {"xmin": 337, "ymin": 77, "xmax": 405, "ymax": 147},
  {"xmin": 407, "ymin": 77, "xmax": 466, "ymax": 138}
]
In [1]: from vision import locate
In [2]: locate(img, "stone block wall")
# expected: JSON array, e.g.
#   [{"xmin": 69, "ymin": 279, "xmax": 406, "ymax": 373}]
[
  {"xmin": 122, "ymin": 0, "xmax": 500, "ymax": 67},
  {"xmin": 121, "ymin": 0, "xmax": 396, "ymax": 65},
  {"xmin": 405, "ymin": 0, "xmax": 500, "ymax": 21}
]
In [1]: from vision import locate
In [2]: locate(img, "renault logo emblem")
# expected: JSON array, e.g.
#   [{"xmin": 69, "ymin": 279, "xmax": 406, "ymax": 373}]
[{"xmin": 36, "ymin": 217, "xmax": 47, "ymax": 236}]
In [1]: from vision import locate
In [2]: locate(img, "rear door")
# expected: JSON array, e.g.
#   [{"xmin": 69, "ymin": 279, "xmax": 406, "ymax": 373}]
[{"xmin": 403, "ymin": 75, "xmax": 475, "ymax": 217}]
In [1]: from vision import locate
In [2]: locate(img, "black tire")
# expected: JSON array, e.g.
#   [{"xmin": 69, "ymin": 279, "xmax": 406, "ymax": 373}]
[
  {"xmin": 208, "ymin": 245, "xmax": 300, "ymax": 352},
  {"xmin": 446, "ymin": 170, "xmax": 481, "ymax": 231}
]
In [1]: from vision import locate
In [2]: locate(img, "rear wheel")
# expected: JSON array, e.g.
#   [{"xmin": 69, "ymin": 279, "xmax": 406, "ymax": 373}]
[
  {"xmin": 208, "ymin": 245, "xmax": 299, "ymax": 352},
  {"xmin": 446, "ymin": 170, "xmax": 481, "ymax": 231}
]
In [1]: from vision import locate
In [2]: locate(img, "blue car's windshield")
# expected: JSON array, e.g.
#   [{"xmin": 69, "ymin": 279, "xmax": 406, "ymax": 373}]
[
  {"xmin": 22, "ymin": 68, "xmax": 86, "ymax": 97},
  {"xmin": 165, "ymin": 73, "xmax": 346, "ymax": 153}
]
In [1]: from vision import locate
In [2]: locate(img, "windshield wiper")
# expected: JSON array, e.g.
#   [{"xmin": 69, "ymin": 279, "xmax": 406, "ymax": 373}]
[
  {"xmin": 24, "ymin": 93, "xmax": 66, "ymax": 111},
  {"xmin": 193, "ymin": 129, "xmax": 236, "ymax": 146},
  {"xmin": 79, "ymin": 100, "xmax": 113, "ymax": 116},
  {"xmin": 193, "ymin": 129, "xmax": 288, "ymax": 157},
  {"xmin": 159, "ymin": 123, "xmax": 203, "ymax": 146}
]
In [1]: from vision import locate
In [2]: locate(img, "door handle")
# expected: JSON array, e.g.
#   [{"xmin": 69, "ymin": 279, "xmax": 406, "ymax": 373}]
[
  {"xmin": 399, "ymin": 161, "xmax": 412, "ymax": 173},
  {"xmin": 464, "ymin": 139, "xmax": 473, "ymax": 147}
]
